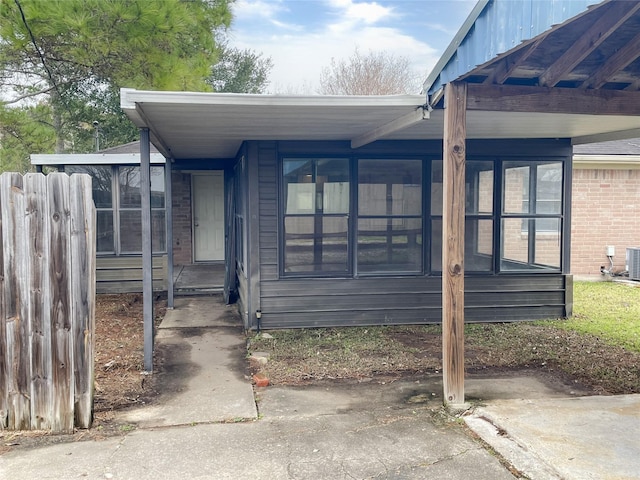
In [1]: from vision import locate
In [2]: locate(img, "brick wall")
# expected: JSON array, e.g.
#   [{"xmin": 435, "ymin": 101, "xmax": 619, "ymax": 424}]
[
  {"xmin": 571, "ymin": 168, "xmax": 640, "ymax": 275},
  {"xmin": 171, "ymin": 171, "xmax": 192, "ymax": 265}
]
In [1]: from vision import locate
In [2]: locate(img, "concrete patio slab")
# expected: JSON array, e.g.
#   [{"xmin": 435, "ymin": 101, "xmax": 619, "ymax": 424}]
[
  {"xmin": 466, "ymin": 394, "xmax": 640, "ymax": 480},
  {"xmin": 160, "ymin": 295, "xmax": 238, "ymax": 328}
]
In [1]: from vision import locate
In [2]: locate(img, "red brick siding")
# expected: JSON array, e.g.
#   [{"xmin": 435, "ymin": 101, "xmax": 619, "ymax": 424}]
[
  {"xmin": 571, "ymin": 168, "xmax": 640, "ymax": 275},
  {"xmin": 171, "ymin": 171, "xmax": 192, "ymax": 265}
]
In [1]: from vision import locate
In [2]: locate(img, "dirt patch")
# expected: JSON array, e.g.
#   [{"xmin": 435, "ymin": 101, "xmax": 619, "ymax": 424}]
[
  {"xmin": 0, "ymin": 293, "xmax": 166, "ymax": 453},
  {"xmin": 248, "ymin": 323, "xmax": 640, "ymax": 395}
]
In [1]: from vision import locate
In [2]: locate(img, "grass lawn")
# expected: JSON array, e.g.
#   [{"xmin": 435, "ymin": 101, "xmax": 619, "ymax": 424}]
[
  {"xmin": 553, "ymin": 281, "xmax": 640, "ymax": 352},
  {"xmin": 249, "ymin": 280, "xmax": 640, "ymax": 394}
]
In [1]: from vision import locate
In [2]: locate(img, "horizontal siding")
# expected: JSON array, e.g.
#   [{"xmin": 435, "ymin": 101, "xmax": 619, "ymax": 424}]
[
  {"xmin": 259, "ymin": 274, "xmax": 569, "ymax": 329},
  {"xmin": 96, "ymin": 255, "xmax": 167, "ymax": 294},
  {"xmin": 258, "ymin": 142, "xmax": 278, "ymax": 282}
]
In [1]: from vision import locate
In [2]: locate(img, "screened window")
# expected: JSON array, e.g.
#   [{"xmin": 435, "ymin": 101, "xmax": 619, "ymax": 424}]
[
  {"xmin": 282, "ymin": 158, "xmax": 350, "ymax": 274},
  {"xmin": 430, "ymin": 160, "xmax": 493, "ymax": 272},
  {"xmin": 357, "ymin": 159, "xmax": 422, "ymax": 274},
  {"xmin": 501, "ymin": 161, "xmax": 562, "ymax": 270},
  {"xmin": 65, "ymin": 165, "xmax": 166, "ymax": 255}
]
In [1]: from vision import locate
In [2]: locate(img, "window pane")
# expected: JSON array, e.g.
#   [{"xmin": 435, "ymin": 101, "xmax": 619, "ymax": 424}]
[
  {"xmin": 318, "ymin": 159, "xmax": 349, "ymax": 214},
  {"xmin": 465, "ymin": 218, "xmax": 493, "ymax": 271},
  {"xmin": 119, "ymin": 167, "xmax": 142, "ymax": 208},
  {"xmin": 150, "ymin": 166, "xmax": 165, "ymax": 208},
  {"xmin": 431, "ymin": 160, "xmax": 443, "ymax": 215},
  {"xmin": 359, "ymin": 159, "xmax": 422, "ymax": 216},
  {"xmin": 96, "ymin": 210, "xmax": 114, "ymax": 253},
  {"xmin": 430, "ymin": 218, "xmax": 442, "ymax": 272},
  {"xmin": 284, "ymin": 216, "xmax": 348, "ymax": 273},
  {"xmin": 432, "ymin": 218, "xmax": 493, "ymax": 272},
  {"xmin": 536, "ymin": 162, "xmax": 562, "ymax": 214},
  {"xmin": 467, "ymin": 161, "xmax": 493, "ymax": 214},
  {"xmin": 66, "ymin": 165, "xmax": 112, "ymax": 208},
  {"xmin": 284, "ymin": 158, "xmax": 349, "ymax": 214},
  {"xmin": 534, "ymin": 219, "xmax": 561, "ymax": 269},
  {"xmin": 119, "ymin": 210, "xmax": 142, "ymax": 252},
  {"xmin": 503, "ymin": 164, "xmax": 529, "ymax": 214},
  {"xmin": 152, "ymin": 210, "xmax": 166, "ymax": 252},
  {"xmin": 119, "ymin": 166, "xmax": 165, "ymax": 209},
  {"xmin": 358, "ymin": 217, "xmax": 422, "ymax": 273},
  {"xmin": 501, "ymin": 218, "xmax": 529, "ymax": 269}
]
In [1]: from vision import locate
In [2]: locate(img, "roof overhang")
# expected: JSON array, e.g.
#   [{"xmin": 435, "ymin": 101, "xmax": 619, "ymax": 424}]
[
  {"xmin": 121, "ymin": 89, "xmax": 430, "ymax": 160},
  {"xmin": 120, "ymin": 87, "xmax": 640, "ymax": 160}
]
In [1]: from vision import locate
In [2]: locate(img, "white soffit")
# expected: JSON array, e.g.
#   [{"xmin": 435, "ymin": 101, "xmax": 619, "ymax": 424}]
[{"xmin": 121, "ymin": 89, "xmax": 429, "ymax": 159}]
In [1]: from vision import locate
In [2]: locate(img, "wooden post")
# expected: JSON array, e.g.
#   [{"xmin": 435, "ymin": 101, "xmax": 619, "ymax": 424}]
[
  {"xmin": 442, "ymin": 82, "xmax": 467, "ymax": 406},
  {"xmin": 140, "ymin": 129, "xmax": 154, "ymax": 372}
]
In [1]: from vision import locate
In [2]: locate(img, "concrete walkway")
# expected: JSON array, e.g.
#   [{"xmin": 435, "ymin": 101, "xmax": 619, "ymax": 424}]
[
  {"xmin": 1, "ymin": 296, "xmax": 639, "ymax": 479},
  {"xmin": 118, "ymin": 296, "xmax": 257, "ymax": 427}
]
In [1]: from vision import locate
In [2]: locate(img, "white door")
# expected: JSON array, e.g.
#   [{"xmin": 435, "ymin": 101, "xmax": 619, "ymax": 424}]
[{"xmin": 193, "ymin": 172, "xmax": 225, "ymax": 262}]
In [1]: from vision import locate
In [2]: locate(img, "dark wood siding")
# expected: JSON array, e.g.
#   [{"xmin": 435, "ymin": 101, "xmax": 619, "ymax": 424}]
[
  {"xmin": 96, "ymin": 255, "xmax": 166, "ymax": 294},
  {"xmin": 258, "ymin": 142, "xmax": 278, "ymax": 282},
  {"xmin": 259, "ymin": 274, "xmax": 569, "ymax": 328},
  {"xmin": 251, "ymin": 139, "xmax": 572, "ymax": 330}
]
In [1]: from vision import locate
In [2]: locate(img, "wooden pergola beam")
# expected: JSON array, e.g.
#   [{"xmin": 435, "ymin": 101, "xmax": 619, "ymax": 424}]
[
  {"xmin": 467, "ymin": 84, "xmax": 640, "ymax": 116},
  {"xmin": 538, "ymin": 1, "xmax": 640, "ymax": 88},
  {"xmin": 582, "ymin": 30, "xmax": 640, "ymax": 90},
  {"xmin": 442, "ymin": 81, "xmax": 467, "ymax": 406},
  {"xmin": 483, "ymin": 37, "xmax": 546, "ymax": 85}
]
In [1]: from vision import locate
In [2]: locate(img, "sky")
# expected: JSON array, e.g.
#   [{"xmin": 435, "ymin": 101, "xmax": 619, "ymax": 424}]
[{"xmin": 227, "ymin": 0, "xmax": 478, "ymax": 94}]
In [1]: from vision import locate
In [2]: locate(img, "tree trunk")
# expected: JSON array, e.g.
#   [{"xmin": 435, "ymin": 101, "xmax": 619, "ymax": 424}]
[{"xmin": 50, "ymin": 91, "xmax": 65, "ymax": 154}]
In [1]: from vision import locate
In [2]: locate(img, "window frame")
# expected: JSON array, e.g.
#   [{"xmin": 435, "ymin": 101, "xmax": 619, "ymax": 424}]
[
  {"xmin": 279, "ymin": 155, "xmax": 429, "ymax": 278},
  {"xmin": 280, "ymin": 157, "xmax": 352, "ymax": 277},
  {"xmin": 64, "ymin": 164, "xmax": 167, "ymax": 256},
  {"xmin": 499, "ymin": 159, "xmax": 565, "ymax": 272}
]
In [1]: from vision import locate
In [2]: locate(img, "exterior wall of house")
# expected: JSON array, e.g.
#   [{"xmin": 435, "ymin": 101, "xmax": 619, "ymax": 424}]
[
  {"xmin": 571, "ymin": 167, "xmax": 640, "ymax": 275},
  {"xmin": 245, "ymin": 138, "xmax": 573, "ymax": 330},
  {"xmin": 171, "ymin": 171, "xmax": 193, "ymax": 266}
]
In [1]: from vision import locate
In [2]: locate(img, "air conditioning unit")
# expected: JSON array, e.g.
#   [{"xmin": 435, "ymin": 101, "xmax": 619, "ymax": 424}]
[{"xmin": 627, "ymin": 248, "xmax": 640, "ymax": 281}]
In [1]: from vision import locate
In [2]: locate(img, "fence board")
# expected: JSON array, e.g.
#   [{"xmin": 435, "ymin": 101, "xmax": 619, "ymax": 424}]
[
  {"xmin": 25, "ymin": 173, "xmax": 52, "ymax": 430},
  {"xmin": 70, "ymin": 174, "xmax": 96, "ymax": 428},
  {"xmin": 0, "ymin": 175, "xmax": 6, "ymax": 428},
  {"xmin": 48, "ymin": 173, "xmax": 74, "ymax": 433},
  {"xmin": 1, "ymin": 173, "xmax": 31, "ymax": 429}
]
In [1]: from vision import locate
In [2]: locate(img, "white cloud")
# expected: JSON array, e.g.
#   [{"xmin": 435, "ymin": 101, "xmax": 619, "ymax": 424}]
[
  {"xmin": 230, "ymin": 0, "xmax": 441, "ymax": 94},
  {"xmin": 233, "ymin": 0, "xmax": 302, "ymax": 30},
  {"xmin": 327, "ymin": 0, "xmax": 394, "ymax": 24}
]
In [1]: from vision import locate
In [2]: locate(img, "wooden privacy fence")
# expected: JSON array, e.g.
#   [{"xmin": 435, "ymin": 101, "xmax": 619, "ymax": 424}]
[{"xmin": 0, "ymin": 172, "xmax": 96, "ymax": 432}]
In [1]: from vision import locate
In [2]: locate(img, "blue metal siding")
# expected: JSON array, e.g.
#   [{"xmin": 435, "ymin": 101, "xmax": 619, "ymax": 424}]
[{"xmin": 427, "ymin": 0, "xmax": 598, "ymax": 95}]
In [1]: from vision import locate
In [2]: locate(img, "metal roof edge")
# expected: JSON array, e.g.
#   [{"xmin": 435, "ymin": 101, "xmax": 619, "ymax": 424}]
[
  {"xmin": 421, "ymin": 0, "xmax": 491, "ymax": 96},
  {"xmin": 119, "ymin": 88, "xmax": 426, "ymax": 108},
  {"xmin": 31, "ymin": 152, "xmax": 166, "ymax": 166}
]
